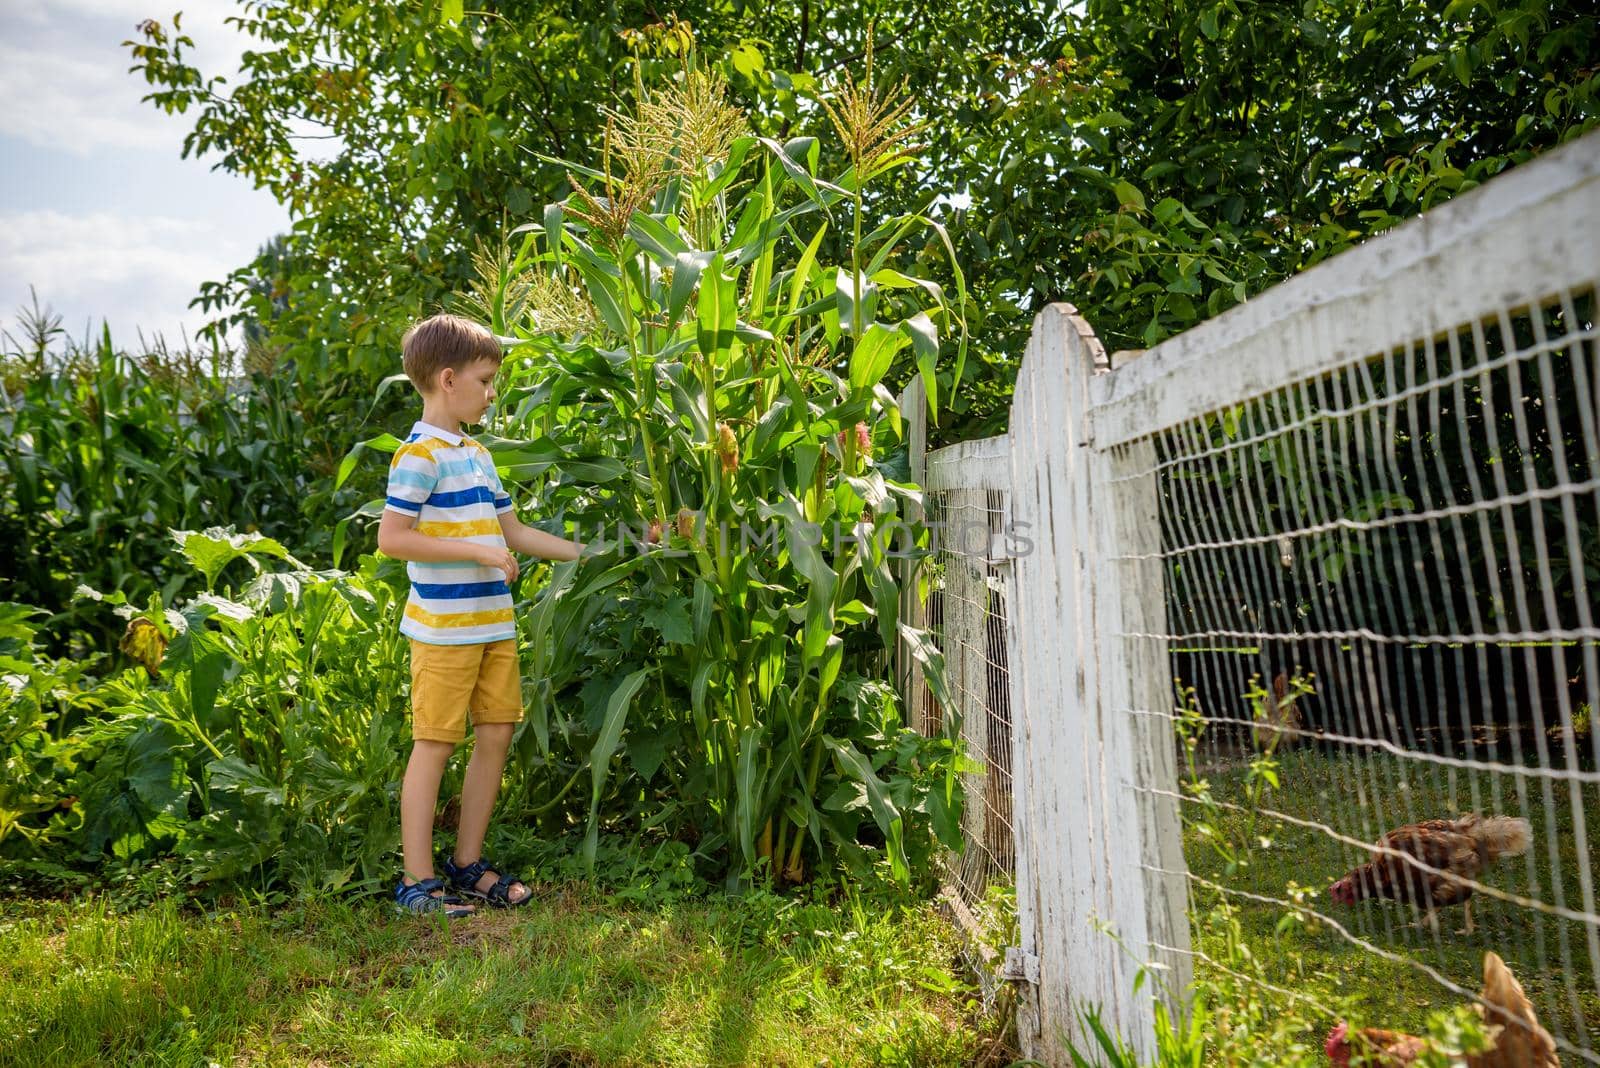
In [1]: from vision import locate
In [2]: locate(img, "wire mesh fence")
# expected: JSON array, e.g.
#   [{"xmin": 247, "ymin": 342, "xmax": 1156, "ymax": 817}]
[
  {"xmin": 925, "ymin": 484, "xmax": 1016, "ymax": 899},
  {"xmin": 1121, "ymin": 282, "xmax": 1600, "ymax": 1062},
  {"xmin": 898, "ymin": 417, "xmax": 1018, "ymax": 1007},
  {"xmin": 919, "ymin": 136, "xmax": 1600, "ymax": 1063}
]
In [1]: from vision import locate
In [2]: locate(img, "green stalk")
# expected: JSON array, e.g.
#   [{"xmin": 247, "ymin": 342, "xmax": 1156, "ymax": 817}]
[
  {"xmin": 786, "ymin": 738, "xmax": 826, "ymax": 878},
  {"xmin": 617, "ymin": 245, "xmax": 671, "ymax": 523},
  {"xmin": 528, "ymin": 761, "xmax": 587, "ymax": 815},
  {"xmin": 851, "ymin": 168, "xmax": 864, "ymax": 335}
]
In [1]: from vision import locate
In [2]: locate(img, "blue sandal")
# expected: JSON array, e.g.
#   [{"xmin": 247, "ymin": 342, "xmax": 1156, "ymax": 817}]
[
  {"xmin": 441, "ymin": 855, "xmax": 532, "ymax": 908},
  {"xmin": 394, "ymin": 876, "xmax": 474, "ymax": 917}
]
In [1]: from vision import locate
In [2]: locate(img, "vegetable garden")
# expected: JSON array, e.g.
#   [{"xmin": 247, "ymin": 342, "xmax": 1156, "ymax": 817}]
[{"xmin": 4, "ymin": 2, "xmax": 1598, "ymax": 1065}]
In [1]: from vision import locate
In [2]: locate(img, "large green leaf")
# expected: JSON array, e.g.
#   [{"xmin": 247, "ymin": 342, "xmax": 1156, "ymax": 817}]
[
  {"xmin": 661, "ymin": 361, "xmax": 711, "ymax": 441},
  {"xmin": 699, "ymin": 136, "xmax": 754, "ymax": 202},
  {"xmin": 899, "ymin": 312, "xmax": 940, "ymax": 409},
  {"xmin": 585, "ymin": 668, "xmax": 652, "ymax": 862},
  {"xmin": 786, "ymin": 222, "xmax": 829, "ymax": 315},
  {"xmin": 626, "ymin": 212, "xmax": 689, "ymax": 265},
  {"xmin": 668, "ymin": 250, "xmax": 714, "ymax": 331},
  {"xmin": 206, "ymin": 755, "xmax": 286, "ymax": 808},
  {"xmin": 757, "ymin": 137, "xmax": 837, "ymax": 216},
  {"xmin": 855, "ymin": 518, "xmax": 899, "ymax": 651},
  {"xmin": 734, "ymin": 724, "xmax": 767, "ymax": 870},
  {"xmin": 696, "ymin": 253, "xmax": 738, "ymax": 360},
  {"xmin": 171, "ymin": 528, "xmax": 299, "ymax": 591},
  {"xmin": 835, "ymin": 267, "xmax": 878, "ymax": 337},
  {"xmin": 574, "ymin": 257, "xmax": 628, "ymax": 335},
  {"xmin": 897, "ymin": 623, "xmax": 955, "ymax": 731},
  {"xmin": 823, "ymin": 736, "xmax": 908, "ymax": 884},
  {"xmin": 847, "ymin": 323, "xmax": 908, "ymax": 394}
]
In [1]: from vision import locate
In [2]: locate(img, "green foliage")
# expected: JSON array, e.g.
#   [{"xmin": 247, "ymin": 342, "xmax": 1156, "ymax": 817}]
[
  {"xmin": 117, "ymin": 2, "xmax": 1050, "ymax": 445},
  {"xmin": 0, "ymin": 604, "xmax": 101, "ymax": 855},
  {"xmin": 0, "ymin": 331, "xmax": 320, "ymax": 653},
  {"xmin": 398, "ymin": 59, "xmax": 971, "ymax": 887},
  {"xmin": 124, "ymin": 3, "xmax": 1597, "ymax": 446},
  {"xmin": 3, "ymin": 507, "xmax": 958, "ymax": 898},
  {"xmin": 4, "ymin": 53, "xmax": 986, "ymax": 896},
  {"xmin": 0, "ymin": 533, "xmax": 416, "ymax": 897},
  {"xmin": 967, "ymin": 0, "xmax": 1600, "ymax": 371}
]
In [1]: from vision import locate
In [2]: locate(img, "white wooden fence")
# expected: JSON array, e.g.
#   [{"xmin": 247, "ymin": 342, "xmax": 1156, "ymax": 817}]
[{"xmin": 900, "ymin": 129, "xmax": 1600, "ymax": 1063}]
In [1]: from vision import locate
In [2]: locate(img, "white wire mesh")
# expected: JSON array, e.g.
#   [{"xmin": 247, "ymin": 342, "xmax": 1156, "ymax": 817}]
[
  {"xmin": 1116, "ymin": 285, "xmax": 1600, "ymax": 1061},
  {"xmin": 915, "ymin": 479, "xmax": 1016, "ymax": 1001}
]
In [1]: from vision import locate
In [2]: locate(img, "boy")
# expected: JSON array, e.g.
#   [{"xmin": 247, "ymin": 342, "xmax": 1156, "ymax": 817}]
[{"xmin": 378, "ymin": 313, "xmax": 581, "ymax": 915}]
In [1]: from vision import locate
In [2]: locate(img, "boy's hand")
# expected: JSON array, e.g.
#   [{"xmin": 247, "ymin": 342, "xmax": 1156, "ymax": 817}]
[{"xmin": 475, "ymin": 544, "xmax": 519, "ymax": 583}]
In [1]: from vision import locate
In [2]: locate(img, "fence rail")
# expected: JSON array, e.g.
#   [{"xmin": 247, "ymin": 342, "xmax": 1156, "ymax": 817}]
[{"xmin": 898, "ymin": 129, "xmax": 1600, "ymax": 1064}]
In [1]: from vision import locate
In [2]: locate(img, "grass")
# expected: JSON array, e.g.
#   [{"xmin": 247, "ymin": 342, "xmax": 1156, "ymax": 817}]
[
  {"xmin": 0, "ymin": 878, "xmax": 1011, "ymax": 1067},
  {"xmin": 1185, "ymin": 744, "xmax": 1600, "ymax": 1053}
]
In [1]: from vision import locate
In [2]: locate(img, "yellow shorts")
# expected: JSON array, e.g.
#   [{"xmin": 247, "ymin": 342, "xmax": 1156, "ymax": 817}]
[{"xmin": 408, "ymin": 638, "xmax": 523, "ymax": 744}]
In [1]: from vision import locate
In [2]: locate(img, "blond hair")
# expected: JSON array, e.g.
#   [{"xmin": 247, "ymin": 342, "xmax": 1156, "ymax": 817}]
[{"xmin": 400, "ymin": 314, "xmax": 501, "ymax": 392}]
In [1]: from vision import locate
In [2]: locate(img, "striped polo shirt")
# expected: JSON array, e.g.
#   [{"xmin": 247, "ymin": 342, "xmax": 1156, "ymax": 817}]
[{"xmin": 384, "ymin": 421, "xmax": 516, "ymax": 645}]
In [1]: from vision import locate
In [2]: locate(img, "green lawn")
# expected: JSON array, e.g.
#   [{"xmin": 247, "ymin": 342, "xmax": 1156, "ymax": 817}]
[
  {"xmin": 0, "ymin": 883, "xmax": 1011, "ymax": 1067},
  {"xmin": 1185, "ymin": 744, "xmax": 1600, "ymax": 1052}
]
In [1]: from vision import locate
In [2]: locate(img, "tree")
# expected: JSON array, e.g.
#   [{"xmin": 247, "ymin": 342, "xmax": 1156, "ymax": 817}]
[
  {"xmin": 960, "ymin": 0, "xmax": 1600, "ymax": 367},
  {"xmin": 125, "ymin": 2, "xmax": 1046, "ymax": 424},
  {"xmin": 128, "ymin": 1, "xmax": 1598, "ymax": 450}
]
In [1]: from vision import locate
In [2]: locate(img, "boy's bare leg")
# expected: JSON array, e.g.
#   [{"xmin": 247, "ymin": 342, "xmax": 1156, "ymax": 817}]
[
  {"xmin": 452, "ymin": 723, "xmax": 530, "ymax": 903},
  {"xmin": 401, "ymin": 739, "xmax": 465, "ymax": 904}
]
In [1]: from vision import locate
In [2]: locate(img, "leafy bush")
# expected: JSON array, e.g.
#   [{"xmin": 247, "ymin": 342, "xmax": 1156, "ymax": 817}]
[
  {"xmin": 0, "ymin": 603, "xmax": 101, "ymax": 859},
  {"xmin": 0, "ymin": 531, "xmax": 415, "ymax": 897}
]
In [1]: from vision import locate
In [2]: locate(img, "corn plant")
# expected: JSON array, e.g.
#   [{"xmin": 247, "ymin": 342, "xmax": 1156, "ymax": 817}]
[
  {"xmin": 458, "ymin": 56, "xmax": 966, "ymax": 884},
  {"xmin": 0, "ymin": 329, "xmax": 309, "ymax": 653}
]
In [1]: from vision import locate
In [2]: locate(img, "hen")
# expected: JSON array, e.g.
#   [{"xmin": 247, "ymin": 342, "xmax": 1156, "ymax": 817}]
[
  {"xmin": 1328, "ymin": 814, "xmax": 1530, "ymax": 933},
  {"xmin": 1325, "ymin": 951, "xmax": 1560, "ymax": 1067}
]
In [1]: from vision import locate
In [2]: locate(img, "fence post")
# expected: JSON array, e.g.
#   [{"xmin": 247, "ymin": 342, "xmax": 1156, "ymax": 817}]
[
  {"xmin": 1008, "ymin": 304, "xmax": 1190, "ymax": 1062},
  {"xmin": 897, "ymin": 376, "xmax": 930, "ymax": 734}
]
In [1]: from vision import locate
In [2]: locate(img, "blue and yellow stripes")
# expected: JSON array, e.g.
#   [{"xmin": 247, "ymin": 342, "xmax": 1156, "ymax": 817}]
[{"xmin": 384, "ymin": 422, "xmax": 517, "ymax": 645}]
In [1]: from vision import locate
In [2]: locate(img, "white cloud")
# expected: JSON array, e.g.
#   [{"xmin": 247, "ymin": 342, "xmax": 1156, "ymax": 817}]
[
  {"xmin": 0, "ymin": 2, "xmax": 294, "ymax": 344},
  {"xmin": 0, "ymin": 209, "xmax": 261, "ymax": 345},
  {"xmin": 0, "ymin": 1, "xmax": 254, "ymax": 156}
]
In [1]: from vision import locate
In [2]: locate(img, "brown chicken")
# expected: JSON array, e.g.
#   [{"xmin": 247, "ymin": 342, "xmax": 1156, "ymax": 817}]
[
  {"xmin": 1328, "ymin": 814, "xmax": 1530, "ymax": 933},
  {"xmin": 1325, "ymin": 951, "xmax": 1560, "ymax": 1066}
]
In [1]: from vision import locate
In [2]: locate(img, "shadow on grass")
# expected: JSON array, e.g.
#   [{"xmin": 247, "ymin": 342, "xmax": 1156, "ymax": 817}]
[{"xmin": 0, "ymin": 882, "xmax": 993, "ymax": 1068}]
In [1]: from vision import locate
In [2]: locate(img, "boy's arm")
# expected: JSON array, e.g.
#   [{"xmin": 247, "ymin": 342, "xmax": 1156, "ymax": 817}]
[
  {"xmin": 378, "ymin": 509, "xmax": 518, "ymax": 581},
  {"xmin": 498, "ymin": 511, "xmax": 583, "ymax": 561}
]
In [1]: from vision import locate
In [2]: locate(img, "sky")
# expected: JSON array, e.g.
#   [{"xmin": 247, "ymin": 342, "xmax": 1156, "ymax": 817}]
[{"xmin": 0, "ymin": 0, "xmax": 291, "ymax": 351}]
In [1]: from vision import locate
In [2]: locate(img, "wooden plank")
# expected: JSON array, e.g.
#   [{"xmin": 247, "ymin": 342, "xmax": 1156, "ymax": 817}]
[
  {"xmin": 1092, "ymin": 437, "xmax": 1193, "ymax": 1028},
  {"xmin": 926, "ymin": 433, "xmax": 1010, "ymax": 493},
  {"xmin": 1091, "ymin": 128, "xmax": 1600, "ymax": 449},
  {"xmin": 1009, "ymin": 304, "xmax": 1110, "ymax": 1057},
  {"xmin": 898, "ymin": 377, "xmax": 930, "ymax": 734},
  {"xmin": 997, "ymin": 452, "xmax": 1039, "ymax": 1044},
  {"xmin": 947, "ymin": 485, "xmax": 989, "ymax": 884},
  {"xmin": 1003, "ymin": 309, "xmax": 1054, "ymax": 1057},
  {"xmin": 1009, "ymin": 303, "xmax": 1189, "ymax": 1063}
]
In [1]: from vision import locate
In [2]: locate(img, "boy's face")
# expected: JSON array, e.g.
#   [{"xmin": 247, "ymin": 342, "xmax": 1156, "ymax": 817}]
[{"xmin": 434, "ymin": 358, "xmax": 500, "ymax": 426}]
